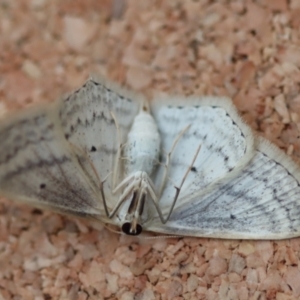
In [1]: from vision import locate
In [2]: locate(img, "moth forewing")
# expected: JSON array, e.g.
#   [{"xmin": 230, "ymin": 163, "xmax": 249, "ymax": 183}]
[
  {"xmin": 0, "ymin": 102, "xmax": 107, "ymax": 221},
  {"xmin": 55, "ymin": 78, "xmax": 142, "ymax": 213},
  {"xmin": 149, "ymin": 95, "xmax": 256, "ymax": 212}
]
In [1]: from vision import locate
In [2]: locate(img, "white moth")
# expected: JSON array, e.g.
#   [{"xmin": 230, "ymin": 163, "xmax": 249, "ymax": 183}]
[{"xmin": 1, "ymin": 77, "xmax": 300, "ymax": 239}]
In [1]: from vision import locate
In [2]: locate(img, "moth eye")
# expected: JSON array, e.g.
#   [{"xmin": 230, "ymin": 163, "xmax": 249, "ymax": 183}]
[
  {"xmin": 40, "ymin": 183, "xmax": 46, "ymax": 189},
  {"xmin": 90, "ymin": 146, "xmax": 97, "ymax": 152}
]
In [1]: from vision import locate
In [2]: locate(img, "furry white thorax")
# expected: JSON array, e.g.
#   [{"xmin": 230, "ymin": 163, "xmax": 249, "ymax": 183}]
[{"xmin": 124, "ymin": 108, "xmax": 161, "ymax": 176}]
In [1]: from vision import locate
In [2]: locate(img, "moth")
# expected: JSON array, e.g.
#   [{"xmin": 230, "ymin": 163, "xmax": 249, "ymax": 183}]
[{"xmin": 1, "ymin": 77, "xmax": 300, "ymax": 239}]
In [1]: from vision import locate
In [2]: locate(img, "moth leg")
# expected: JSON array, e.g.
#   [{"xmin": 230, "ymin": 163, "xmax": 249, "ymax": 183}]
[
  {"xmin": 69, "ymin": 142, "xmax": 112, "ymax": 216},
  {"xmin": 144, "ymin": 178, "xmax": 169, "ymax": 223},
  {"xmin": 70, "ymin": 142, "xmax": 103, "ymax": 185},
  {"xmin": 110, "ymin": 111, "xmax": 124, "ymax": 190},
  {"xmin": 98, "ymin": 172, "xmax": 113, "ymax": 217},
  {"xmin": 151, "ymin": 144, "xmax": 201, "ymax": 224},
  {"xmin": 79, "ymin": 158, "xmax": 112, "ymax": 216},
  {"xmin": 146, "ymin": 177, "xmax": 180, "ymax": 224},
  {"xmin": 108, "ymin": 174, "xmax": 138, "ymax": 218},
  {"xmin": 158, "ymin": 125, "xmax": 191, "ymax": 198}
]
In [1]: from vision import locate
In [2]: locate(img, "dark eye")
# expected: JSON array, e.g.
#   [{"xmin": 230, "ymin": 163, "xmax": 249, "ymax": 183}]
[
  {"xmin": 122, "ymin": 222, "xmax": 143, "ymax": 235},
  {"xmin": 90, "ymin": 146, "xmax": 97, "ymax": 152}
]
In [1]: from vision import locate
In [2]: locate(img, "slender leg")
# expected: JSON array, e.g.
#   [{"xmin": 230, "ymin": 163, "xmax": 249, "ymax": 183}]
[
  {"xmin": 158, "ymin": 125, "xmax": 191, "ymax": 198},
  {"xmin": 68, "ymin": 115, "xmax": 130, "ymax": 219},
  {"xmin": 112, "ymin": 173, "xmax": 134, "ymax": 194},
  {"xmin": 98, "ymin": 172, "xmax": 112, "ymax": 217},
  {"xmin": 145, "ymin": 179, "xmax": 169, "ymax": 222},
  {"xmin": 148, "ymin": 144, "xmax": 201, "ymax": 224},
  {"xmin": 110, "ymin": 111, "xmax": 124, "ymax": 190},
  {"xmin": 69, "ymin": 142, "xmax": 112, "ymax": 216},
  {"xmin": 164, "ymin": 144, "xmax": 201, "ymax": 223},
  {"xmin": 108, "ymin": 179, "xmax": 137, "ymax": 218},
  {"xmin": 70, "ymin": 142, "xmax": 102, "ymax": 184}
]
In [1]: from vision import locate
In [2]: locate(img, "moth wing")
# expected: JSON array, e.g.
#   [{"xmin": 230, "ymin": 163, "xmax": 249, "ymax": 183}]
[
  {"xmin": 0, "ymin": 104, "xmax": 110, "ymax": 222},
  {"xmin": 147, "ymin": 137, "xmax": 300, "ymax": 239},
  {"xmin": 57, "ymin": 78, "xmax": 142, "ymax": 209},
  {"xmin": 150, "ymin": 96, "xmax": 255, "ymax": 211}
]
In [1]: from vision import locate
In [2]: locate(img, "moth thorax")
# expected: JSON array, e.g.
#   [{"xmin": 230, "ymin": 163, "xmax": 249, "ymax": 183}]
[{"xmin": 124, "ymin": 110, "xmax": 161, "ymax": 176}]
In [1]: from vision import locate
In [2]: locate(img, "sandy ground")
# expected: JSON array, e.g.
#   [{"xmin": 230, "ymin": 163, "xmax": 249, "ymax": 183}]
[{"xmin": 1, "ymin": 0, "xmax": 300, "ymax": 299}]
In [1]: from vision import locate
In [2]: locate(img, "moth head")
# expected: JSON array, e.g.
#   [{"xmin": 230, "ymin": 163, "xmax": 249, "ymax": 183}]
[
  {"xmin": 120, "ymin": 190, "xmax": 145, "ymax": 235},
  {"xmin": 122, "ymin": 222, "xmax": 143, "ymax": 235}
]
